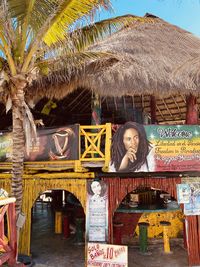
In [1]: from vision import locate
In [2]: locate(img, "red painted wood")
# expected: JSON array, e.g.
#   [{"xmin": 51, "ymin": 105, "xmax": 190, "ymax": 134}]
[
  {"xmin": 63, "ymin": 215, "xmax": 70, "ymax": 238},
  {"xmin": 186, "ymin": 94, "xmax": 198, "ymax": 124},
  {"xmin": 0, "ymin": 201, "xmax": 21, "ymax": 266},
  {"xmin": 0, "ymin": 205, "xmax": 8, "ymax": 241},
  {"xmin": 103, "ymin": 177, "xmax": 181, "ymax": 244},
  {"xmin": 7, "ymin": 202, "xmax": 18, "ymax": 266},
  {"xmin": 185, "ymin": 97, "xmax": 200, "ymax": 266},
  {"xmin": 0, "ymin": 252, "xmax": 12, "ymax": 265},
  {"xmin": 114, "ymin": 212, "xmax": 142, "ymax": 240}
]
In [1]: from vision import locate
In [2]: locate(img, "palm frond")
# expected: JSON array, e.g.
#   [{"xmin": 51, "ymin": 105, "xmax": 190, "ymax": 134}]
[
  {"xmin": 43, "ymin": 0, "xmax": 112, "ymax": 46},
  {"xmin": 8, "ymin": 0, "xmax": 111, "ymax": 48},
  {"xmin": 18, "ymin": 0, "xmax": 36, "ymax": 61},
  {"xmin": 36, "ymin": 14, "xmax": 154, "ymax": 63},
  {"xmin": 37, "ymin": 51, "xmax": 113, "ymax": 76},
  {"xmin": 68, "ymin": 15, "xmax": 154, "ymax": 52},
  {"xmin": 21, "ymin": 0, "xmax": 112, "ymax": 72}
]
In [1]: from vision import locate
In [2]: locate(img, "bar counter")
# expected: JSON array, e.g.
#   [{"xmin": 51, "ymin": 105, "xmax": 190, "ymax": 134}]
[{"xmin": 116, "ymin": 203, "xmax": 181, "ymax": 213}]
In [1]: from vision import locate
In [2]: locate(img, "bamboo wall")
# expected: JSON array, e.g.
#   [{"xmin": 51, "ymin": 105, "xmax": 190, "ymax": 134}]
[{"xmin": 0, "ymin": 176, "xmax": 87, "ymax": 255}]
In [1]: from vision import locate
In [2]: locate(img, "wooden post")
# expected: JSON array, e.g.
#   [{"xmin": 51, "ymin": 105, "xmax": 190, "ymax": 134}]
[
  {"xmin": 185, "ymin": 95, "xmax": 200, "ymax": 266},
  {"xmin": 55, "ymin": 211, "xmax": 62, "ymax": 234},
  {"xmin": 160, "ymin": 221, "xmax": 172, "ymax": 254},
  {"xmin": 138, "ymin": 222, "xmax": 150, "ymax": 254},
  {"xmin": 91, "ymin": 93, "xmax": 101, "ymax": 125},
  {"xmin": 91, "ymin": 93, "xmax": 101, "ymax": 159},
  {"xmin": 150, "ymin": 96, "xmax": 157, "ymax": 124},
  {"xmin": 186, "ymin": 94, "xmax": 198, "ymax": 124}
]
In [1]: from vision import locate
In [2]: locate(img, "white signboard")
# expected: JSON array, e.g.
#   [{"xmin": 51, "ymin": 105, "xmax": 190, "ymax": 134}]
[
  {"xmin": 177, "ymin": 182, "xmax": 200, "ymax": 215},
  {"xmin": 177, "ymin": 184, "xmax": 191, "ymax": 204},
  {"xmin": 86, "ymin": 180, "xmax": 108, "ymax": 242},
  {"xmin": 87, "ymin": 243, "xmax": 128, "ymax": 267}
]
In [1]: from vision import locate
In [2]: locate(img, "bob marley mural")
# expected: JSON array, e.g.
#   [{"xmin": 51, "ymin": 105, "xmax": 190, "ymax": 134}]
[
  {"xmin": 109, "ymin": 122, "xmax": 155, "ymax": 172},
  {"xmin": 0, "ymin": 124, "xmax": 79, "ymax": 162},
  {"xmin": 109, "ymin": 122, "xmax": 200, "ymax": 172}
]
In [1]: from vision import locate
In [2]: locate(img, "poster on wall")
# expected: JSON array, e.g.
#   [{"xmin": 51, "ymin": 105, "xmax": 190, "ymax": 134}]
[
  {"xmin": 109, "ymin": 122, "xmax": 200, "ymax": 172},
  {"xmin": 177, "ymin": 184, "xmax": 191, "ymax": 204},
  {"xmin": 87, "ymin": 243, "xmax": 128, "ymax": 267},
  {"xmin": 86, "ymin": 180, "xmax": 108, "ymax": 242},
  {"xmin": 184, "ymin": 183, "xmax": 200, "ymax": 215},
  {"xmin": 0, "ymin": 131, "xmax": 12, "ymax": 162},
  {"xmin": 0, "ymin": 124, "xmax": 79, "ymax": 162}
]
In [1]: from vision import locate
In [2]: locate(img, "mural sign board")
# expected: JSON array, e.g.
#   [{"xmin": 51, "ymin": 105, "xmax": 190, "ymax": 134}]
[
  {"xmin": 86, "ymin": 180, "xmax": 108, "ymax": 242},
  {"xmin": 87, "ymin": 243, "xmax": 128, "ymax": 267},
  {"xmin": 109, "ymin": 123, "xmax": 200, "ymax": 172},
  {"xmin": 0, "ymin": 124, "xmax": 79, "ymax": 162}
]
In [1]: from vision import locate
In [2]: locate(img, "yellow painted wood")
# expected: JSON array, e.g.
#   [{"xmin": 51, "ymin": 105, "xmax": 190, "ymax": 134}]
[
  {"xmin": 80, "ymin": 125, "xmax": 107, "ymax": 129},
  {"xmin": 55, "ymin": 212, "xmax": 62, "ymax": 234},
  {"xmin": 135, "ymin": 211, "xmax": 184, "ymax": 238},
  {"xmin": 102, "ymin": 123, "xmax": 112, "ymax": 172},
  {"xmin": 80, "ymin": 127, "xmax": 105, "ymax": 159},
  {"xmin": 74, "ymin": 160, "xmax": 88, "ymax": 172},
  {"xmin": 0, "ymin": 172, "xmax": 94, "ymax": 179},
  {"xmin": 0, "ymin": 177, "xmax": 88, "ymax": 256},
  {"xmin": 162, "ymin": 225, "xmax": 171, "ymax": 253}
]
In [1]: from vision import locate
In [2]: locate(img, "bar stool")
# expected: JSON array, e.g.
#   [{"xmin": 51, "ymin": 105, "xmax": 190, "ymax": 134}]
[
  {"xmin": 75, "ymin": 217, "xmax": 84, "ymax": 244},
  {"xmin": 63, "ymin": 215, "xmax": 70, "ymax": 238},
  {"xmin": 138, "ymin": 222, "xmax": 151, "ymax": 255},
  {"xmin": 113, "ymin": 222, "xmax": 123, "ymax": 245},
  {"xmin": 160, "ymin": 221, "xmax": 172, "ymax": 254},
  {"xmin": 55, "ymin": 211, "xmax": 62, "ymax": 234}
]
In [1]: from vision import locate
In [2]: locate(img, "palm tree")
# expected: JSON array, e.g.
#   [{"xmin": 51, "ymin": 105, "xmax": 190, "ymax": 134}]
[{"xmin": 0, "ymin": 0, "xmax": 152, "ymax": 220}]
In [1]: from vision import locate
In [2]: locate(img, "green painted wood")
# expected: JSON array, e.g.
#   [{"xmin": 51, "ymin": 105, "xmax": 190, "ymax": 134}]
[{"xmin": 138, "ymin": 222, "xmax": 149, "ymax": 253}]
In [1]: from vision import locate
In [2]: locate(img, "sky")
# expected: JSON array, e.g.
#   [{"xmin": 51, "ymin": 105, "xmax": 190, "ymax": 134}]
[{"xmin": 99, "ymin": 0, "xmax": 200, "ymax": 37}]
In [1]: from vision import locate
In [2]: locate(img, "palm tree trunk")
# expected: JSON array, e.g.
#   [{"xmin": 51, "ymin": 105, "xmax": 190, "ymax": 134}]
[{"xmin": 11, "ymin": 87, "xmax": 25, "ymax": 217}]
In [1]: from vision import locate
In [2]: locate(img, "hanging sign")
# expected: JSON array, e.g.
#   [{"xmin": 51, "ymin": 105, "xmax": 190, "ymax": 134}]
[
  {"xmin": 0, "ymin": 124, "xmax": 79, "ymax": 162},
  {"xmin": 86, "ymin": 180, "xmax": 108, "ymax": 242},
  {"xmin": 177, "ymin": 182, "xmax": 200, "ymax": 215},
  {"xmin": 184, "ymin": 183, "xmax": 200, "ymax": 215},
  {"xmin": 109, "ymin": 122, "xmax": 200, "ymax": 172},
  {"xmin": 87, "ymin": 243, "xmax": 128, "ymax": 267}
]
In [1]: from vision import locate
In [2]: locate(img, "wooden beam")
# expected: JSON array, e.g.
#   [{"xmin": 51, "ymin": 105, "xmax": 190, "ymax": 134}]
[
  {"xmin": 162, "ymin": 99, "xmax": 173, "ymax": 118},
  {"xmin": 156, "ymin": 104, "xmax": 165, "ymax": 121},
  {"xmin": 150, "ymin": 96, "xmax": 157, "ymax": 124},
  {"xmin": 91, "ymin": 93, "xmax": 101, "ymax": 125},
  {"xmin": 186, "ymin": 94, "xmax": 198, "ymax": 124}
]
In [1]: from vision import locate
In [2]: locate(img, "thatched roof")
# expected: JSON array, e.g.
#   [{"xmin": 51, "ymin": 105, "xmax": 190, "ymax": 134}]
[{"xmin": 28, "ymin": 13, "xmax": 200, "ymax": 102}]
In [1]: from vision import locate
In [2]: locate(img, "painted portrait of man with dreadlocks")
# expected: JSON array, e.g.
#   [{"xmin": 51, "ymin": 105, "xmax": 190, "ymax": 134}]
[{"xmin": 109, "ymin": 122, "xmax": 155, "ymax": 172}]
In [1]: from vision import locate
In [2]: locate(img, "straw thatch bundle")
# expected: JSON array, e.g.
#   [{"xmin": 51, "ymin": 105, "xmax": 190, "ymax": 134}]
[{"xmin": 27, "ymin": 13, "xmax": 200, "ymax": 102}]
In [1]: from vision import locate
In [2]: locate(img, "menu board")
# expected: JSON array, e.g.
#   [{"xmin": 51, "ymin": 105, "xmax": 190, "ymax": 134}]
[{"xmin": 87, "ymin": 243, "xmax": 128, "ymax": 267}]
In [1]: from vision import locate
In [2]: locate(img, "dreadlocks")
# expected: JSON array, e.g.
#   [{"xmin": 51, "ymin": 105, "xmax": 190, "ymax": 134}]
[{"xmin": 111, "ymin": 122, "xmax": 150, "ymax": 172}]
